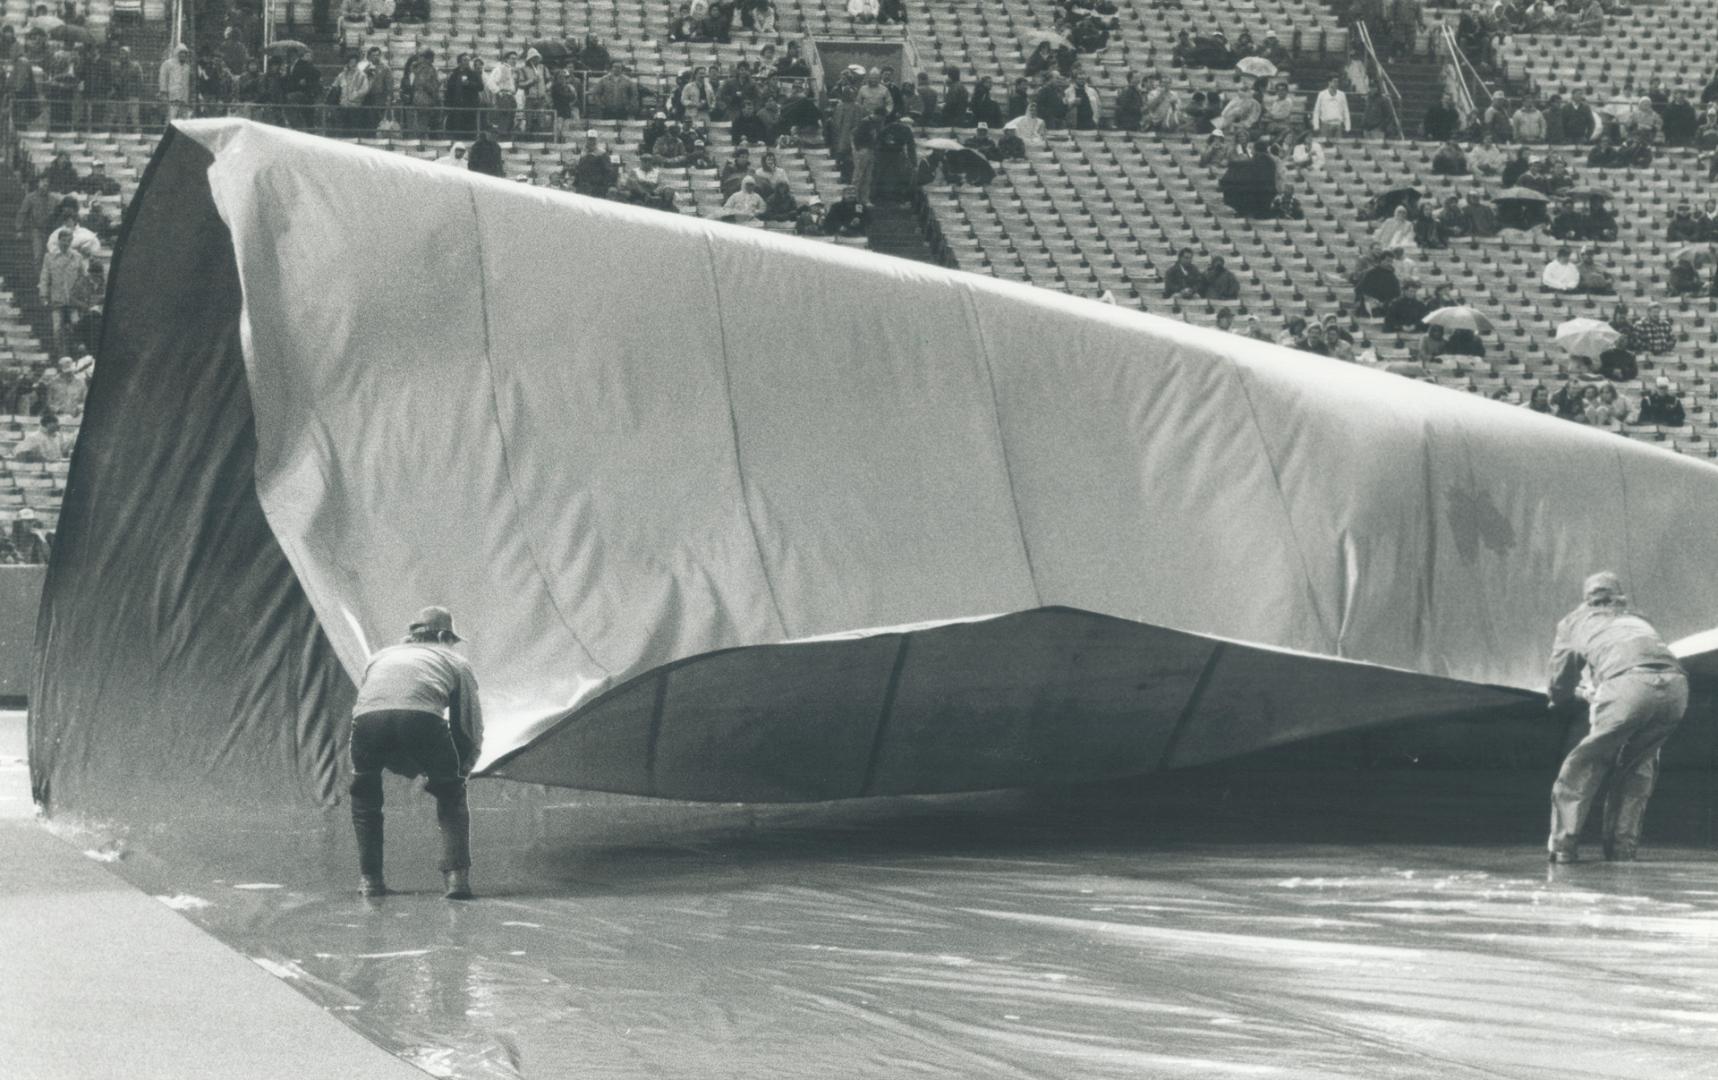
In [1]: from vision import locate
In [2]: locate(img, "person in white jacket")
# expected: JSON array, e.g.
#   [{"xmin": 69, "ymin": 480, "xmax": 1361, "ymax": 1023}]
[
  {"xmin": 157, "ymin": 44, "xmax": 193, "ymax": 120},
  {"xmin": 485, "ymin": 51, "xmax": 519, "ymax": 134},
  {"xmin": 349, "ymin": 606, "xmax": 484, "ymax": 900},
  {"xmin": 1312, "ymin": 77, "xmax": 1351, "ymax": 136}
]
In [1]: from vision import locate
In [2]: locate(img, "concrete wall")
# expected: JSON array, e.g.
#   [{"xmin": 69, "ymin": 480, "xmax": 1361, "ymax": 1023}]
[{"xmin": 0, "ymin": 567, "xmax": 45, "ymax": 699}]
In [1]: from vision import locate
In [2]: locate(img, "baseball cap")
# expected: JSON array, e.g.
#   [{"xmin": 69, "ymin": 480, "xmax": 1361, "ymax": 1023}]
[{"xmin": 410, "ymin": 605, "xmax": 464, "ymax": 642}]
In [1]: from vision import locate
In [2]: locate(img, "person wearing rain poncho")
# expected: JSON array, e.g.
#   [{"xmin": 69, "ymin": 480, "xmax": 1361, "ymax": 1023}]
[
  {"xmin": 720, "ymin": 177, "xmax": 767, "ymax": 223},
  {"xmin": 1373, "ymin": 204, "xmax": 1417, "ymax": 253},
  {"xmin": 1545, "ymin": 573, "xmax": 1687, "ymax": 864}
]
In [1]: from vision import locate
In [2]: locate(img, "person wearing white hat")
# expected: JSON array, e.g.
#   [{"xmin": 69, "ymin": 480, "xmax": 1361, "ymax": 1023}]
[
  {"xmin": 349, "ymin": 606, "xmax": 484, "ymax": 898},
  {"xmin": 2, "ymin": 507, "xmax": 50, "ymax": 564},
  {"xmin": 1545, "ymin": 573, "xmax": 1687, "ymax": 862}
]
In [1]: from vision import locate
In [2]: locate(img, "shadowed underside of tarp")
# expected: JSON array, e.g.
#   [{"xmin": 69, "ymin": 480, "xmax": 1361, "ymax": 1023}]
[
  {"xmin": 484, "ymin": 607, "xmax": 1531, "ymax": 802},
  {"xmin": 26, "ymin": 121, "xmax": 1718, "ymax": 814}
]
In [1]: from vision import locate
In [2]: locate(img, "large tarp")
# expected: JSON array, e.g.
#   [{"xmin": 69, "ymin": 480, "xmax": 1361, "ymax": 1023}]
[{"xmin": 29, "ymin": 120, "xmax": 1718, "ymax": 811}]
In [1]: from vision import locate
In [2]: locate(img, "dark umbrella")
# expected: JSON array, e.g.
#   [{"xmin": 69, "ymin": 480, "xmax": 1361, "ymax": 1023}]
[
  {"xmin": 47, "ymin": 24, "xmax": 94, "ymax": 44},
  {"xmin": 1355, "ymin": 264, "xmax": 1401, "ymax": 304},
  {"xmin": 780, "ymin": 97, "xmax": 823, "ymax": 129},
  {"xmin": 939, "ymin": 147, "xmax": 996, "ymax": 185},
  {"xmin": 1371, "ymin": 185, "xmax": 1423, "ymax": 219},
  {"xmin": 265, "ymin": 39, "xmax": 312, "ymax": 58}
]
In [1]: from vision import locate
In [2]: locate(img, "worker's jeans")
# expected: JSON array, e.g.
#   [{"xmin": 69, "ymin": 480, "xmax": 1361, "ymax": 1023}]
[
  {"xmin": 1549, "ymin": 669, "xmax": 1687, "ymax": 856},
  {"xmin": 851, "ymin": 147, "xmax": 875, "ymax": 202},
  {"xmin": 349, "ymin": 709, "xmax": 470, "ymax": 876}
]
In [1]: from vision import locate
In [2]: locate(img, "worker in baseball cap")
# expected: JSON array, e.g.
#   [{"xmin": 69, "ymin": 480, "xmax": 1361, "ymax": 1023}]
[
  {"xmin": 1545, "ymin": 572, "xmax": 1687, "ymax": 863},
  {"xmin": 348, "ymin": 605, "xmax": 483, "ymax": 898}
]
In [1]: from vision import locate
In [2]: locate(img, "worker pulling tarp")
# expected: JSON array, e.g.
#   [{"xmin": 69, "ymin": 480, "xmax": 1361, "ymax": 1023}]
[{"xmin": 30, "ymin": 120, "xmax": 1718, "ymax": 813}]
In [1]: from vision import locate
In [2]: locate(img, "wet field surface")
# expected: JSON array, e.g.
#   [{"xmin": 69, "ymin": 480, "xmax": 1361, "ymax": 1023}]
[{"xmin": 60, "ymin": 768, "xmax": 1718, "ymax": 1080}]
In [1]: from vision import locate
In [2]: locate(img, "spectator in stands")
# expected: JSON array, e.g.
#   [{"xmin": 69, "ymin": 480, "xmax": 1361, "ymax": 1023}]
[
  {"xmin": 1262, "ymin": 83, "xmax": 1300, "ymax": 142},
  {"xmin": 1066, "ymin": 70, "xmax": 1101, "ymax": 131},
  {"xmin": 1163, "ymin": 248, "xmax": 1204, "ymax": 299},
  {"xmin": 1523, "ymin": 385, "xmax": 1554, "ymax": 414},
  {"xmin": 719, "ymin": 145, "xmax": 753, "ymax": 200},
  {"xmin": 1216, "ymin": 85, "xmax": 1261, "ymax": 141},
  {"xmin": 107, "ymin": 45, "xmax": 142, "ymax": 131},
  {"xmin": 434, "ymin": 142, "xmax": 466, "ymax": 167},
  {"xmin": 774, "ymin": 40, "xmax": 810, "ymax": 79},
  {"xmin": 822, "ymin": 186, "xmax": 868, "ymax": 236},
  {"xmin": 1374, "ymin": 206, "xmax": 1416, "ymax": 253},
  {"xmin": 748, "ymin": 151, "xmax": 795, "ymax": 220},
  {"xmin": 43, "ymin": 356, "xmax": 84, "ymax": 417},
  {"xmin": 1638, "ymin": 377, "xmax": 1685, "ymax": 426},
  {"xmin": 1548, "ymin": 376, "xmax": 1586, "ymax": 421},
  {"xmin": 15, "ymin": 175, "xmax": 55, "ymax": 275},
  {"xmin": 1379, "ymin": 278, "xmax": 1427, "ymax": 334},
  {"xmin": 572, "ymin": 34, "xmax": 609, "ymax": 75},
  {"xmin": 849, "ymin": 103, "xmax": 885, "ymax": 203},
  {"xmin": 43, "ymin": 151, "xmax": 76, "ymax": 192},
  {"xmin": 1483, "ymin": 93, "xmax": 1514, "ymax": 143},
  {"xmin": 1668, "ymin": 201, "xmax": 1704, "ymax": 241},
  {"xmin": 720, "ymin": 176, "xmax": 766, "ymax": 223},
  {"xmin": 1312, "ymin": 77, "xmax": 1350, "ymax": 137},
  {"xmin": 939, "ymin": 67, "xmax": 969, "ymax": 127},
  {"xmin": 1542, "ymin": 247, "xmax": 1580, "ymax": 292},
  {"xmin": 1443, "ymin": 322, "xmax": 1486, "ymax": 359},
  {"xmin": 1636, "ymin": 301, "xmax": 1676, "ymax": 355},
  {"xmin": 466, "ymin": 128, "xmax": 504, "ymax": 178},
  {"xmin": 1597, "ymin": 337, "xmax": 1636, "ymax": 382},
  {"xmin": 0, "ymin": 509, "xmax": 51, "ymax": 564},
  {"xmin": 70, "ymin": 257, "xmax": 102, "ymax": 353},
  {"xmin": 1625, "ymin": 97, "xmax": 1662, "ymax": 144},
  {"xmin": 1576, "ymin": 247, "xmax": 1613, "ymax": 294},
  {"xmin": 14, "ymin": 413, "xmax": 67, "ymax": 463},
  {"xmin": 1219, "ymin": 139, "xmax": 1281, "ymax": 219},
  {"xmin": 1563, "ymin": 89, "xmax": 1596, "ymax": 145},
  {"xmin": 1201, "ymin": 256, "xmax": 1240, "ymax": 300},
  {"xmin": 968, "ymin": 76, "xmax": 1000, "ymax": 129},
  {"xmin": 1289, "ymin": 132, "xmax": 1325, "ymax": 171},
  {"xmin": 444, "ymin": 54, "xmax": 484, "ymax": 137},
  {"xmin": 593, "ymin": 62, "xmax": 640, "ymax": 121},
  {"xmin": 1431, "ymin": 139, "xmax": 1468, "ymax": 176},
  {"xmin": 331, "ymin": 53, "xmax": 370, "ymax": 135},
  {"xmin": 1500, "ymin": 146, "xmax": 1532, "ymax": 188},
  {"xmin": 1468, "ymin": 133, "xmax": 1506, "ymax": 175},
  {"xmin": 730, "ymin": 99, "xmax": 770, "ymax": 146},
  {"xmin": 1513, "ymin": 98, "xmax": 1548, "ymax": 143},
  {"xmin": 1005, "ymin": 101, "xmax": 1047, "ymax": 146},
  {"xmin": 1584, "ymin": 382, "xmax": 1630, "ymax": 430},
  {"xmin": 619, "ymin": 155, "xmax": 677, "ymax": 213},
  {"xmin": 159, "ymin": 44, "xmax": 193, "ymax": 122},
  {"xmin": 1113, "ymin": 72, "xmax": 1143, "ymax": 133},
  {"xmin": 571, "ymin": 131, "xmax": 617, "ymax": 196},
  {"xmin": 1035, "ymin": 72, "xmax": 1071, "ymax": 130},
  {"xmin": 1661, "ymin": 91, "xmax": 1698, "ymax": 147},
  {"xmin": 1126, "ymin": 75, "xmax": 1172, "ymax": 133},
  {"xmin": 38, "ymin": 229, "xmax": 83, "ymax": 357},
  {"xmin": 1668, "ymin": 253, "xmax": 1705, "ymax": 298}
]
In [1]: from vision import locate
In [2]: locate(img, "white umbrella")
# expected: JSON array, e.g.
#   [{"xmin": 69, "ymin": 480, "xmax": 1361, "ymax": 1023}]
[
  {"xmin": 920, "ymin": 137, "xmax": 965, "ymax": 151},
  {"xmin": 1023, "ymin": 29, "xmax": 1072, "ymax": 50},
  {"xmin": 1555, "ymin": 318, "xmax": 1621, "ymax": 359},
  {"xmin": 1236, "ymin": 56, "xmax": 1277, "ymax": 78},
  {"xmin": 1423, "ymin": 306, "xmax": 1495, "ymax": 334}
]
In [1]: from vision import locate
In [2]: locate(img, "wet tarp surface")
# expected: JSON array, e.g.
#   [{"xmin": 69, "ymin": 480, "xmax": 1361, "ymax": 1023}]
[
  {"xmin": 29, "ymin": 119, "xmax": 1718, "ymax": 812},
  {"xmin": 76, "ymin": 758, "xmax": 1718, "ymax": 1080}
]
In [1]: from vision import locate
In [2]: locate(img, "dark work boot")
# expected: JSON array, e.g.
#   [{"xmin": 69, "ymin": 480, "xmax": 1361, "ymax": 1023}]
[{"xmin": 443, "ymin": 869, "xmax": 474, "ymax": 900}]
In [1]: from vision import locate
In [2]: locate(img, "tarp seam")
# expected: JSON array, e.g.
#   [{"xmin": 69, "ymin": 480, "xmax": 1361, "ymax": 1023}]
[
  {"xmin": 703, "ymin": 231, "xmax": 790, "ymax": 638},
  {"xmin": 464, "ymin": 186, "xmax": 612, "ymax": 681},
  {"xmin": 1229, "ymin": 364, "xmax": 1338, "ymax": 650},
  {"xmin": 960, "ymin": 289, "xmax": 1043, "ymax": 605}
]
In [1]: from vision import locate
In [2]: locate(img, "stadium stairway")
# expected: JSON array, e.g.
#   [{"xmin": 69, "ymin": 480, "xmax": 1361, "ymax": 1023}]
[{"xmin": 866, "ymin": 201, "xmax": 943, "ymax": 265}]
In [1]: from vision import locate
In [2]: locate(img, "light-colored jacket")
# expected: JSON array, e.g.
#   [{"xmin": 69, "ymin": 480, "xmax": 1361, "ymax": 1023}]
[
  {"xmin": 38, "ymin": 247, "xmax": 84, "ymax": 306},
  {"xmin": 1313, "ymin": 88, "xmax": 1350, "ymax": 131},
  {"xmin": 353, "ymin": 641, "xmax": 485, "ymax": 773},
  {"xmin": 1547, "ymin": 601, "xmax": 1682, "ymax": 705},
  {"xmin": 158, "ymin": 56, "xmax": 192, "ymax": 102}
]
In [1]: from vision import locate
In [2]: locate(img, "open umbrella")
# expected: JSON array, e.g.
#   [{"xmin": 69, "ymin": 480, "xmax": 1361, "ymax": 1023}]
[
  {"xmin": 920, "ymin": 136, "xmax": 966, "ymax": 151},
  {"xmin": 1371, "ymin": 185, "xmax": 1423, "ymax": 219},
  {"xmin": 1669, "ymin": 242, "xmax": 1713, "ymax": 264},
  {"xmin": 1494, "ymin": 186, "xmax": 1552, "ymax": 203},
  {"xmin": 1023, "ymin": 29, "xmax": 1073, "ymax": 50},
  {"xmin": 266, "ymin": 39, "xmax": 312, "ymax": 57},
  {"xmin": 1562, "ymin": 186, "xmax": 1609, "ymax": 199},
  {"xmin": 1236, "ymin": 56, "xmax": 1277, "ymax": 78},
  {"xmin": 1423, "ymin": 306, "xmax": 1495, "ymax": 334},
  {"xmin": 939, "ymin": 146, "xmax": 996, "ymax": 186},
  {"xmin": 1354, "ymin": 264, "xmax": 1401, "ymax": 304},
  {"xmin": 1555, "ymin": 318, "xmax": 1621, "ymax": 359},
  {"xmin": 47, "ymin": 24, "xmax": 94, "ymax": 44}
]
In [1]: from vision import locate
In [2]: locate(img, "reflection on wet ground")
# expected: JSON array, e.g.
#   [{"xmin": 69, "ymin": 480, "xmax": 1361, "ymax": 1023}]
[{"xmin": 66, "ymin": 768, "xmax": 1718, "ymax": 1079}]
